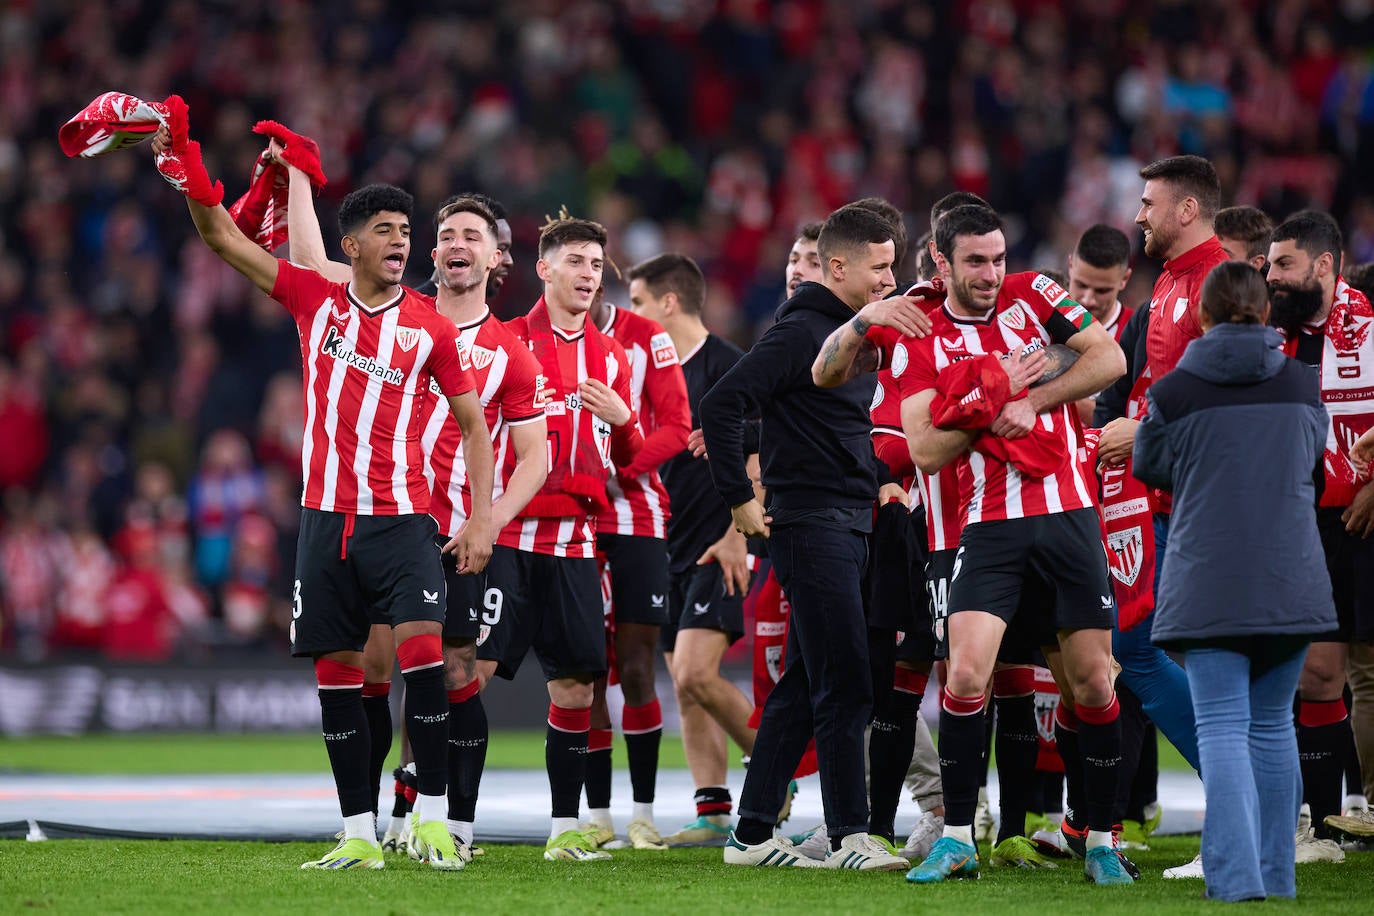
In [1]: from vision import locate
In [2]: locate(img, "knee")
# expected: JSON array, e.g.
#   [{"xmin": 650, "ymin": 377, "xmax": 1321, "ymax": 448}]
[
  {"xmin": 617, "ymin": 659, "xmax": 657, "ymax": 706},
  {"xmin": 443, "ymin": 641, "xmax": 478, "ymax": 690},
  {"xmin": 674, "ymin": 664, "xmax": 714, "ymax": 705},
  {"xmin": 1068, "ymin": 667, "xmax": 1114, "ymax": 710},
  {"xmin": 550, "ymin": 679, "xmax": 594, "ymax": 710},
  {"xmin": 363, "ymin": 655, "xmax": 392, "ymax": 685},
  {"xmin": 943, "ymin": 657, "xmax": 990, "ymax": 699}
]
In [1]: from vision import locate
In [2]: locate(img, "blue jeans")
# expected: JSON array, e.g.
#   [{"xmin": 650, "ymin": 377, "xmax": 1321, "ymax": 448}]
[
  {"xmin": 1185, "ymin": 639, "xmax": 1308, "ymax": 902},
  {"xmin": 1113, "ymin": 515, "xmax": 1201, "ymax": 770},
  {"xmin": 738, "ymin": 524, "xmax": 872, "ymax": 837}
]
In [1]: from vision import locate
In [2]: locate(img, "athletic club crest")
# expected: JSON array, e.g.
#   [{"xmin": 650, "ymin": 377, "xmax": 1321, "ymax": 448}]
[
  {"xmin": 469, "ymin": 345, "xmax": 496, "ymax": 371},
  {"xmin": 1107, "ymin": 525, "xmax": 1144, "ymax": 587},
  {"xmin": 999, "ymin": 303, "xmax": 1026, "ymax": 330},
  {"xmin": 395, "ymin": 326, "xmax": 420, "ymax": 352},
  {"xmin": 765, "ymin": 645, "xmax": 784, "ymax": 684},
  {"xmin": 477, "ymin": 624, "xmax": 491, "ymax": 646}
]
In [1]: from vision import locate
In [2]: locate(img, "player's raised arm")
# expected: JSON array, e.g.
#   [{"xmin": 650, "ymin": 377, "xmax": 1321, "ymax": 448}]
[
  {"xmin": 811, "ymin": 295, "xmax": 932, "ymax": 387},
  {"xmin": 150, "ymin": 109, "xmax": 279, "ymax": 294},
  {"xmin": 284, "ymin": 157, "xmax": 353, "ymax": 283}
]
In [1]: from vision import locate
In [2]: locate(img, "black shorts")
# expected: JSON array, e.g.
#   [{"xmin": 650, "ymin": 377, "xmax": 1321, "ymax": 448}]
[
  {"xmin": 948, "ymin": 508, "xmax": 1116, "ymax": 634},
  {"xmin": 1317, "ymin": 507, "xmax": 1374, "ymax": 642},
  {"xmin": 596, "ymin": 532, "xmax": 670, "ymax": 627},
  {"xmin": 438, "ymin": 537, "xmax": 487, "ymax": 642},
  {"xmin": 476, "ymin": 546, "xmax": 606, "ymax": 682},
  {"xmin": 665, "ymin": 561, "xmax": 747, "ymax": 649},
  {"xmin": 867, "ymin": 502, "xmax": 936, "ymax": 662},
  {"xmin": 291, "ymin": 509, "xmax": 445, "ymax": 657},
  {"xmin": 924, "ymin": 547, "xmax": 1054, "ymax": 661}
]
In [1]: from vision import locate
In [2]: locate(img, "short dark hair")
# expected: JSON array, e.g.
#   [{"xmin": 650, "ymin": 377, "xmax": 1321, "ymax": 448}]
[
  {"xmin": 338, "ymin": 184, "xmax": 414, "ymax": 237},
  {"xmin": 817, "ymin": 204, "xmax": 896, "ymax": 266},
  {"xmin": 434, "ymin": 196, "xmax": 498, "ymax": 238},
  {"xmin": 1271, "ymin": 209, "xmax": 1344, "ymax": 274},
  {"xmin": 1346, "ymin": 262, "xmax": 1374, "ymax": 302},
  {"xmin": 538, "ymin": 217, "xmax": 608, "ymax": 259},
  {"xmin": 934, "ymin": 205, "xmax": 1002, "ymax": 261},
  {"xmin": 1214, "ymin": 206, "xmax": 1274, "ymax": 261},
  {"xmin": 930, "ymin": 192, "xmax": 990, "ymax": 230},
  {"xmin": 914, "ymin": 231, "xmax": 936, "ymax": 281},
  {"xmin": 460, "ymin": 192, "xmax": 507, "ymax": 222},
  {"xmin": 852, "ymin": 197, "xmax": 907, "ymax": 273},
  {"xmin": 1138, "ymin": 155, "xmax": 1221, "ymax": 220},
  {"xmin": 1074, "ymin": 224, "xmax": 1131, "ymax": 270},
  {"xmin": 627, "ymin": 253, "xmax": 706, "ymax": 315},
  {"xmin": 797, "ymin": 221, "xmax": 823, "ymax": 243},
  {"xmin": 1200, "ymin": 261, "xmax": 1269, "ymax": 326}
]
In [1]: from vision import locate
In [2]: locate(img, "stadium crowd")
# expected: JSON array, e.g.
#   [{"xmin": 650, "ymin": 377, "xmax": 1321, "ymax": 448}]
[{"xmin": 4, "ymin": 2, "xmax": 1374, "ymax": 659}]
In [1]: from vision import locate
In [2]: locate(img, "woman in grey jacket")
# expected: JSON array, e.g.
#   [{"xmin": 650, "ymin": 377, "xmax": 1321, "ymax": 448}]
[{"xmin": 1133, "ymin": 261, "xmax": 1336, "ymax": 902}]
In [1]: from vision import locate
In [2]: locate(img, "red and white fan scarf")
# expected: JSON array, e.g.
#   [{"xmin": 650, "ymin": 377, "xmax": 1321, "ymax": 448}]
[
  {"xmin": 226, "ymin": 121, "xmax": 327, "ymax": 252},
  {"xmin": 58, "ymin": 92, "xmax": 168, "ymax": 158},
  {"xmin": 1095, "ymin": 368, "xmax": 1156, "ymax": 632}
]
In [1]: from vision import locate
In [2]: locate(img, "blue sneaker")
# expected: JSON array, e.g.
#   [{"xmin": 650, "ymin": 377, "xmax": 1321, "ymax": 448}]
[
  {"xmin": 905, "ymin": 836, "xmax": 980, "ymax": 883},
  {"xmin": 1084, "ymin": 844, "xmax": 1135, "ymax": 885}
]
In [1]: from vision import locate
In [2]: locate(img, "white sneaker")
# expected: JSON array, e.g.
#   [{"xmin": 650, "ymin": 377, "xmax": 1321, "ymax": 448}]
[
  {"xmin": 973, "ymin": 788, "xmax": 995, "ymax": 844},
  {"xmin": 794, "ymin": 824, "xmax": 830, "ymax": 861},
  {"xmin": 723, "ymin": 831, "xmax": 821, "ymax": 867},
  {"xmin": 1163, "ymin": 853, "xmax": 1204, "ymax": 878},
  {"xmin": 900, "ymin": 811, "xmax": 944, "ymax": 861},
  {"xmin": 1294, "ymin": 827, "xmax": 1345, "ymax": 863},
  {"xmin": 822, "ymin": 832, "xmax": 909, "ymax": 871}
]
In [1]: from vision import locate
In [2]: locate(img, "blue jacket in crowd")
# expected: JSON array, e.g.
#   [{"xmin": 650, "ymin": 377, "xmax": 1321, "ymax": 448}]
[{"xmin": 1133, "ymin": 323, "xmax": 1336, "ymax": 646}]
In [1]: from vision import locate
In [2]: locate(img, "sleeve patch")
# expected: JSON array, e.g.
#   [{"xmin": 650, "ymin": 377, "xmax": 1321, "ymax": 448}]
[
  {"xmin": 455, "ymin": 337, "xmax": 473, "ymax": 372},
  {"xmin": 650, "ymin": 332, "xmax": 679, "ymax": 368},
  {"xmin": 1056, "ymin": 302, "xmax": 1094, "ymax": 331},
  {"xmin": 891, "ymin": 342, "xmax": 909, "ymax": 378},
  {"xmin": 1031, "ymin": 273, "xmax": 1069, "ymax": 306}
]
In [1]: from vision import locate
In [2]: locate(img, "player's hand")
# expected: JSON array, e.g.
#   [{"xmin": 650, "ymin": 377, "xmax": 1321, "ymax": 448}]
[
  {"xmin": 1342, "ymin": 480, "xmax": 1374, "ymax": 538},
  {"xmin": 687, "ymin": 427, "xmax": 707, "ymax": 459},
  {"xmin": 860, "ymin": 296, "xmax": 933, "ymax": 338},
  {"xmin": 1096, "ymin": 417, "xmax": 1140, "ymax": 468},
  {"xmin": 578, "ymin": 379, "xmax": 631, "ymax": 426},
  {"xmin": 1351, "ymin": 427, "xmax": 1374, "ymax": 476},
  {"xmin": 878, "ymin": 482, "xmax": 910, "ymax": 507},
  {"xmin": 731, "ymin": 499, "xmax": 771, "ymax": 539},
  {"xmin": 444, "ymin": 517, "xmax": 493, "ymax": 574},
  {"xmin": 999, "ymin": 347, "xmax": 1049, "ymax": 395},
  {"xmin": 151, "ymin": 125, "xmax": 171, "ymax": 156},
  {"xmin": 697, "ymin": 528, "xmax": 751, "ymax": 597},
  {"xmin": 990, "ymin": 397, "xmax": 1037, "ymax": 439}
]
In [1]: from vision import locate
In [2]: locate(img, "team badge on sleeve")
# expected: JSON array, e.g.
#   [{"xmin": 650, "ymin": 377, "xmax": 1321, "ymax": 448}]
[
  {"xmin": 1031, "ymin": 273, "xmax": 1069, "ymax": 306},
  {"xmin": 456, "ymin": 338, "xmax": 473, "ymax": 371},
  {"xmin": 891, "ymin": 342, "xmax": 909, "ymax": 378},
  {"xmin": 650, "ymin": 332, "xmax": 679, "ymax": 368}
]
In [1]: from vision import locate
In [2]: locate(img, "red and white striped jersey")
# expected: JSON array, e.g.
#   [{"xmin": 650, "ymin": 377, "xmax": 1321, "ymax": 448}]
[
  {"xmin": 418, "ymin": 307, "xmax": 546, "ymax": 538},
  {"xmin": 498, "ymin": 314, "xmax": 637, "ymax": 558},
  {"xmin": 868, "ymin": 323, "xmax": 961, "ymax": 552},
  {"xmin": 892, "ymin": 272, "xmax": 1098, "ymax": 524},
  {"xmin": 595, "ymin": 304, "xmax": 691, "ymax": 539},
  {"xmin": 271, "ymin": 261, "xmax": 475, "ymax": 516}
]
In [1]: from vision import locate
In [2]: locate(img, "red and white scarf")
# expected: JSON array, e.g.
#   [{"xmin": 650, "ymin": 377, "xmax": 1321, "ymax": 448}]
[
  {"xmin": 1282, "ymin": 277, "xmax": 1374, "ymax": 507},
  {"xmin": 519, "ymin": 298, "xmax": 616, "ymax": 519},
  {"xmin": 226, "ymin": 121, "xmax": 327, "ymax": 252},
  {"xmin": 1095, "ymin": 368, "xmax": 1157, "ymax": 631}
]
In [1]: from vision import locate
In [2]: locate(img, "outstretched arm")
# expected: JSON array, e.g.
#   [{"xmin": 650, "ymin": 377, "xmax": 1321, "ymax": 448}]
[
  {"xmin": 185, "ymin": 195, "xmax": 280, "ymax": 294},
  {"xmin": 284, "ymin": 159, "xmax": 352, "ymax": 283},
  {"xmin": 812, "ymin": 296, "xmax": 932, "ymax": 387}
]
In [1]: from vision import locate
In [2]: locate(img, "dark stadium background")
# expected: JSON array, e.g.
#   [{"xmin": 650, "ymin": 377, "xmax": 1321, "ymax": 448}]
[{"xmin": 2, "ymin": 0, "xmax": 1373, "ymax": 733}]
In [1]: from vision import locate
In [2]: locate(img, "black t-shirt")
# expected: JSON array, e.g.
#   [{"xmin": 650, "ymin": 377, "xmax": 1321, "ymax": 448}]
[{"xmin": 661, "ymin": 334, "xmax": 750, "ymax": 573}]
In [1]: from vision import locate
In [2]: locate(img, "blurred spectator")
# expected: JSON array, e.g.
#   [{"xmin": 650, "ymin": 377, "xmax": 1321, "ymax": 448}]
[
  {"xmin": 186, "ymin": 430, "xmax": 264, "ymax": 590},
  {"xmin": 3, "ymin": 0, "xmax": 1374, "ymax": 663}
]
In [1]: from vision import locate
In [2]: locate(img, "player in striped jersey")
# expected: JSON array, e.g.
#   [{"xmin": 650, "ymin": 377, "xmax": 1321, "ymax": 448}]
[
  {"xmin": 153, "ymin": 123, "xmax": 492, "ymax": 872},
  {"xmin": 581, "ymin": 282, "xmax": 691, "ymax": 850},
  {"xmin": 279, "ymin": 171, "xmax": 549, "ymax": 860},
  {"xmin": 895, "ymin": 204, "xmax": 1130, "ymax": 886}
]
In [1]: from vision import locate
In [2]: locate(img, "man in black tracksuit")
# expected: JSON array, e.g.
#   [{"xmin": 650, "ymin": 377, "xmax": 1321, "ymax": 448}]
[{"xmin": 702, "ymin": 204, "xmax": 920, "ymax": 870}]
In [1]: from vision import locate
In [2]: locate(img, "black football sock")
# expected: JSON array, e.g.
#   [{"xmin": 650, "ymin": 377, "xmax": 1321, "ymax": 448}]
[
  {"xmin": 315, "ymin": 660, "xmax": 372, "ymax": 818},
  {"xmin": 1299, "ymin": 699, "xmax": 1350, "ymax": 838},
  {"xmin": 585, "ymin": 727, "xmax": 613, "ymax": 810},
  {"xmin": 623, "ymin": 699, "xmax": 663, "ymax": 807},
  {"xmin": 446, "ymin": 683, "xmax": 488, "ymax": 823},
  {"xmin": 548, "ymin": 704, "xmax": 591, "ymax": 820},
  {"xmin": 869, "ymin": 673, "xmax": 925, "ymax": 842},
  {"xmin": 1113, "ymin": 683, "xmax": 1148, "ymax": 825},
  {"xmin": 361, "ymin": 684, "xmax": 392, "ymax": 817},
  {"xmin": 1055, "ymin": 704, "xmax": 1085, "ymax": 829},
  {"xmin": 1075, "ymin": 695, "xmax": 1123, "ymax": 834},
  {"xmin": 940, "ymin": 688, "xmax": 989, "ymax": 828},
  {"xmin": 992, "ymin": 679, "xmax": 1038, "ymax": 843},
  {"xmin": 399, "ymin": 661, "xmax": 448, "ymax": 799}
]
